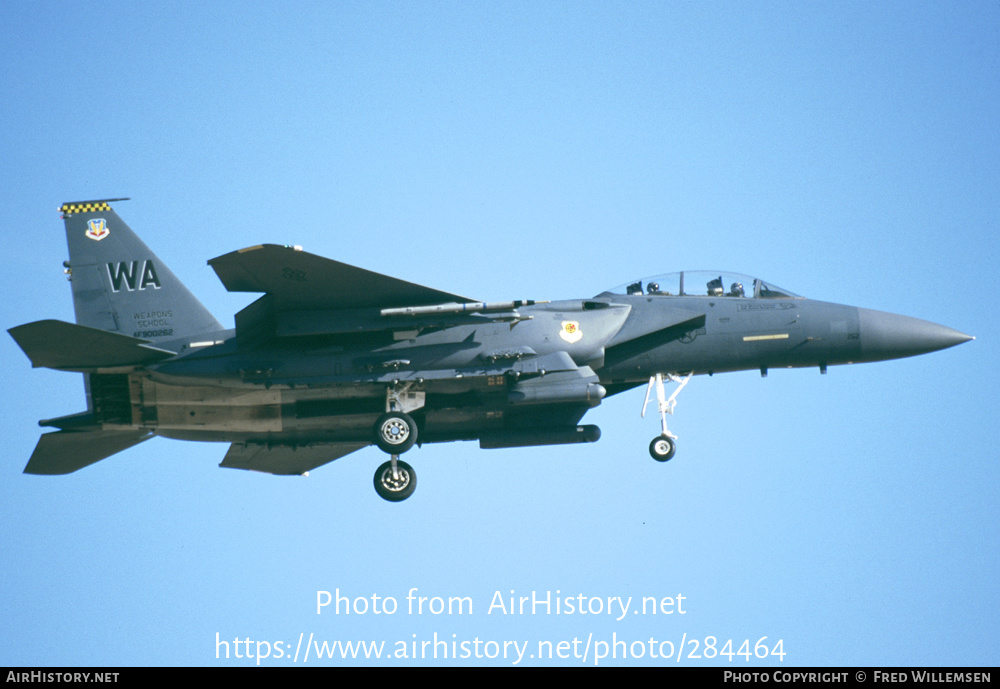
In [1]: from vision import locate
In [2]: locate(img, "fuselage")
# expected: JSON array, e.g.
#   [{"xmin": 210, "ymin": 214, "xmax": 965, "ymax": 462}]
[{"xmin": 92, "ymin": 287, "xmax": 968, "ymax": 450}]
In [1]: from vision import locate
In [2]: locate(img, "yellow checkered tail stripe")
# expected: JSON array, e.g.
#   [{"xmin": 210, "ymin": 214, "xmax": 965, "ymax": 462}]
[{"xmin": 60, "ymin": 198, "xmax": 129, "ymax": 215}]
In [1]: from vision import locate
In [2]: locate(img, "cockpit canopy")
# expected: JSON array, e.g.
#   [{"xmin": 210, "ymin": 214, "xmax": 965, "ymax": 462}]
[{"xmin": 598, "ymin": 271, "xmax": 801, "ymax": 299}]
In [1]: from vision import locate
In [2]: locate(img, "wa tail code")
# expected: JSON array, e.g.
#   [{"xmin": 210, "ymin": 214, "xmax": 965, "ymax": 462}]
[{"xmin": 107, "ymin": 260, "xmax": 161, "ymax": 292}]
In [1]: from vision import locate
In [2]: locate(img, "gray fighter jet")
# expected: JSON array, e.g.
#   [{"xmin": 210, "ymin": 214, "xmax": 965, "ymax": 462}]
[{"xmin": 9, "ymin": 199, "xmax": 973, "ymax": 501}]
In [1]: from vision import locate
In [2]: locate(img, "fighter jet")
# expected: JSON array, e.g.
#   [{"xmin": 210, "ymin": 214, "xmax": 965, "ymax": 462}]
[{"xmin": 9, "ymin": 199, "xmax": 973, "ymax": 501}]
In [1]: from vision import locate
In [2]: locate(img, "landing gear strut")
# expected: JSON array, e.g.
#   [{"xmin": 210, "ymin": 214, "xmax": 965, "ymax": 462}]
[
  {"xmin": 641, "ymin": 372, "xmax": 691, "ymax": 462},
  {"xmin": 371, "ymin": 383, "xmax": 424, "ymax": 502}
]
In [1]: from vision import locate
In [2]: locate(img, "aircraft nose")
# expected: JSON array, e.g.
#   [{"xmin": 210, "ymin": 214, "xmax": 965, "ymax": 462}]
[{"xmin": 858, "ymin": 308, "xmax": 973, "ymax": 362}]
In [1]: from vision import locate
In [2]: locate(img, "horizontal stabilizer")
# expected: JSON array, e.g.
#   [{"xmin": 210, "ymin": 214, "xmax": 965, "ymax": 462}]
[
  {"xmin": 24, "ymin": 430, "xmax": 153, "ymax": 475},
  {"xmin": 220, "ymin": 441, "xmax": 368, "ymax": 475},
  {"xmin": 8, "ymin": 319, "xmax": 176, "ymax": 370},
  {"xmin": 209, "ymin": 244, "xmax": 474, "ymax": 310}
]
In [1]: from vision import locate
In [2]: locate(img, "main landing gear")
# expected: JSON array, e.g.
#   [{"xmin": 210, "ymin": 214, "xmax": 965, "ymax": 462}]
[
  {"xmin": 641, "ymin": 372, "xmax": 692, "ymax": 462},
  {"xmin": 372, "ymin": 384, "xmax": 424, "ymax": 502}
]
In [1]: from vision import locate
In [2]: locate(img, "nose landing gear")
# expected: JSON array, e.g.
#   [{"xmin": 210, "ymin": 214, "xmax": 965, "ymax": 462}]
[{"xmin": 642, "ymin": 372, "xmax": 691, "ymax": 462}]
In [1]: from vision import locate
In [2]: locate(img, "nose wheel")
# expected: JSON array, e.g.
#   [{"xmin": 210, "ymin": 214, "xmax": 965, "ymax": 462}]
[{"xmin": 649, "ymin": 435, "xmax": 676, "ymax": 462}]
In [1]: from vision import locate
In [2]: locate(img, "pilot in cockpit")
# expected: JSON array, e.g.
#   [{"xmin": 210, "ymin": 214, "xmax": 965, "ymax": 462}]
[{"xmin": 728, "ymin": 282, "xmax": 745, "ymax": 298}]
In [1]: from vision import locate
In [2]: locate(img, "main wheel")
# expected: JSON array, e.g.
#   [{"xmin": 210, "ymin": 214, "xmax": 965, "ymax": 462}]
[
  {"xmin": 374, "ymin": 459, "xmax": 417, "ymax": 502},
  {"xmin": 373, "ymin": 412, "xmax": 417, "ymax": 454},
  {"xmin": 649, "ymin": 435, "xmax": 676, "ymax": 462}
]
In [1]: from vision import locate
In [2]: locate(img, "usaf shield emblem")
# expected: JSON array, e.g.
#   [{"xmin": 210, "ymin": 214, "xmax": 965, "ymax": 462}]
[
  {"xmin": 85, "ymin": 218, "xmax": 110, "ymax": 241},
  {"xmin": 559, "ymin": 320, "xmax": 582, "ymax": 344}
]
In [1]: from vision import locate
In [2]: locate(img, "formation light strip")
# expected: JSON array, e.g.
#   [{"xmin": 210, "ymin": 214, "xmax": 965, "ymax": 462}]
[{"xmin": 743, "ymin": 333, "xmax": 790, "ymax": 342}]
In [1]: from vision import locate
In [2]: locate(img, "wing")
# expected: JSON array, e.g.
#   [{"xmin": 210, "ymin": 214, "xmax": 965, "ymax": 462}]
[
  {"xmin": 219, "ymin": 441, "xmax": 368, "ymax": 475},
  {"xmin": 208, "ymin": 244, "xmax": 475, "ymax": 310}
]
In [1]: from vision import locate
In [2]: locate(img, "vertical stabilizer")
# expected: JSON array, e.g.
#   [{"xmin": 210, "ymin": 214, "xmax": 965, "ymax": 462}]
[{"xmin": 61, "ymin": 199, "xmax": 222, "ymax": 343}]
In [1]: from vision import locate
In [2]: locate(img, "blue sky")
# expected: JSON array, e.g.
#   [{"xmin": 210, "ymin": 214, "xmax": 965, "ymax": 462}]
[{"xmin": 2, "ymin": 1, "xmax": 996, "ymax": 666}]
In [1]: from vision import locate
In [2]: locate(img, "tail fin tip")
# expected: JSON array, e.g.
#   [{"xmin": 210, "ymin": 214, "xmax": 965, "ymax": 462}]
[{"xmin": 60, "ymin": 198, "xmax": 131, "ymax": 215}]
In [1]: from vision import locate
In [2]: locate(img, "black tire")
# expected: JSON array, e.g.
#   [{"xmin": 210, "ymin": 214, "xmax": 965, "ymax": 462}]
[
  {"xmin": 649, "ymin": 435, "xmax": 676, "ymax": 462},
  {"xmin": 373, "ymin": 459, "xmax": 417, "ymax": 502},
  {"xmin": 373, "ymin": 412, "xmax": 417, "ymax": 454}
]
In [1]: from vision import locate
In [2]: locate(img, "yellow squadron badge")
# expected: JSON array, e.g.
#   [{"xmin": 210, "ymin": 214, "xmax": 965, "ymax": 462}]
[{"xmin": 559, "ymin": 320, "xmax": 582, "ymax": 344}]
